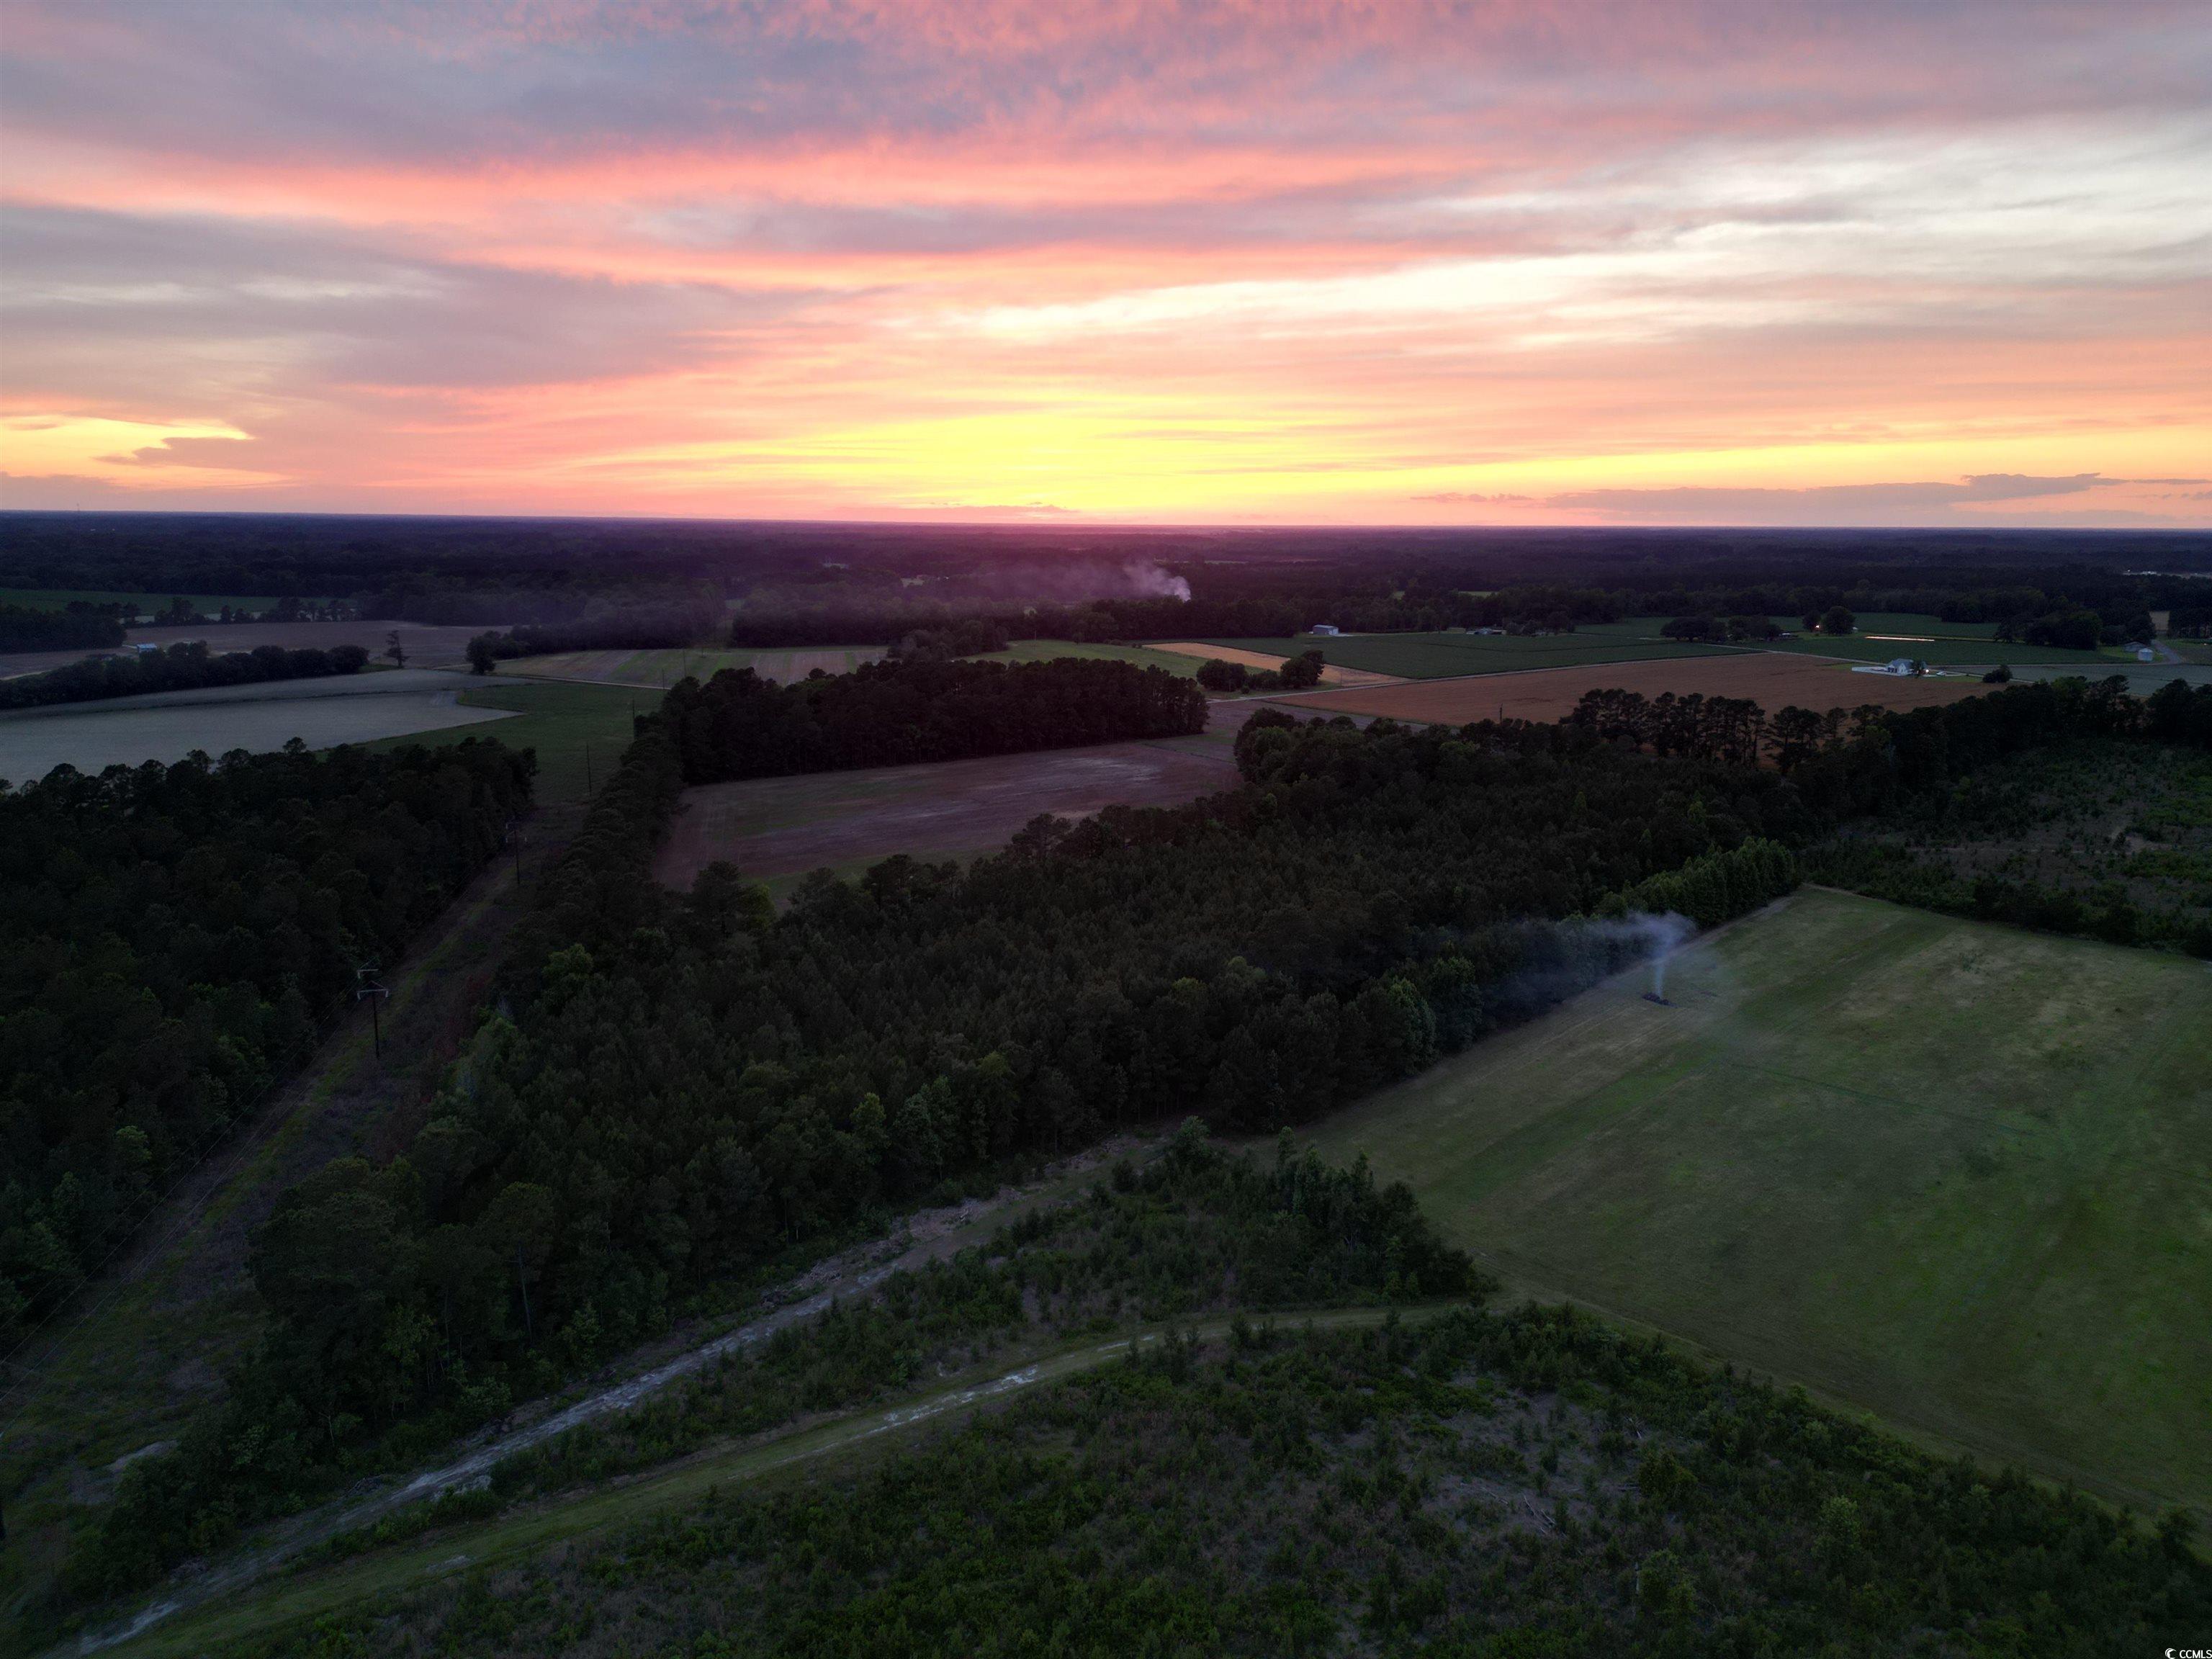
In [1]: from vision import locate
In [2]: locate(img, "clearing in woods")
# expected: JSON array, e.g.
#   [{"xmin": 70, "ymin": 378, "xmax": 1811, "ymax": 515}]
[
  {"xmin": 1303, "ymin": 886, "xmax": 2212, "ymax": 1517},
  {"xmin": 359, "ymin": 678, "xmax": 660, "ymax": 804}
]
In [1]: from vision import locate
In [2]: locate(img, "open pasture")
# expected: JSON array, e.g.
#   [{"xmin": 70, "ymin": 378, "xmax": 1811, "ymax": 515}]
[
  {"xmin": 1281, "ymin": 649, "xmax": 1990, "ymax": 725},
  {"xmin": 360, "ymin": 678, "xmax": 657, "ymax": 804},
  {"xmin": 0, "ymin": 670, "xmax": 513, "ymax": 782},
  {"xmin": 1759, "ymin": 629, "xmax": 2114, "ymax": 668},
  {"xmin": 1199, "ymin": 629, "xmax": 1738, "ymax": 680},
  {"xmin": 1305, "ymin": 888, "xmax": 2212, "ymax": 1514}
]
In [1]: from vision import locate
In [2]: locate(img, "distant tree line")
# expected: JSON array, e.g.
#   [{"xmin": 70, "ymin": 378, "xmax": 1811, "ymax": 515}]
[
  {"xmin": 885, "ymin": 617, "xmax": 1010, "ymax": 660},
  {"xmin": 0, "ymin": 741, "xmax": 533, "ymax": 1349},
  {"xmin": 0, "ymin": 641, "xmax": 372, "ymax": 714},
  {"xmin": 0, "ymin": 603, "xmax": 126, "ymax": 654},
  {"xmin": 656, "ymin": 657, "xmax": 1208, "ymax": 782},
  {"xmin": 1195, "ymin": 650, "xmax": 1323, "ymax": 693},
  {"xmin": 462, "ymin": 595, "xmax": 727, "ymax": 672}
]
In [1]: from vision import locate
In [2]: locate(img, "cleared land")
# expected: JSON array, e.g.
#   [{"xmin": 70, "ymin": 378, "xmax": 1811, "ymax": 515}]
[
  {"xmin": 1305, "ymin": 888, "xmax": 2212, "ymax": 1514},
  {"xmin": 1197, "ymin": 628, "xmax": 1739, "ymax": 680},
  {"xmin": 1280, "ymin": 650, "xmax": 1990, "ymax": 725},
  {"xmin": 0, "ymin": 670, "xmax": 513, "ymax": 781},
  {"xmin": 1147, "ymin": 641, "xmax": 1403, "ymax": 686},
  {"xmin": 360, "ymin": 678, "xmax": 659, "ymax": 804},
  {"xmin": 655, "ymin": 723, "xmax": 1254, "ymax": 891}
]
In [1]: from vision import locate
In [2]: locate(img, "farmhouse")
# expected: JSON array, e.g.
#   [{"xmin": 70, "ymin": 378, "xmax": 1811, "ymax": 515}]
[{"xmin": 1852, "ymin": 657, "xmax": 1927, "ymax": 677}]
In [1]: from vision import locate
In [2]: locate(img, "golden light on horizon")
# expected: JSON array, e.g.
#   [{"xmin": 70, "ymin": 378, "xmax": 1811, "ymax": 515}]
[{"xmin": 1, "ymin": 3, "xmax": 2206, "ymax": 526}]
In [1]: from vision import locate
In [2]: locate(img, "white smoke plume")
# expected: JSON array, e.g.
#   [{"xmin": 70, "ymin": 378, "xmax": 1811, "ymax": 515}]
[{"xmin": 1570, "ymin": 910, "xmax": 1697, "ymax": 997}]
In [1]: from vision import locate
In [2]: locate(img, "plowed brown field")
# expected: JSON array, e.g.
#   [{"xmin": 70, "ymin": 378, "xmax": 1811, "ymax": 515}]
[{"xmin": 1274, "ymin": 651, "xmax": 1991, "ymax": 724}]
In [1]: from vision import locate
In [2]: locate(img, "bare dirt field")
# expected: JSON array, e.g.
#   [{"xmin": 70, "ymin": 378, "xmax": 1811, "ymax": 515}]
[
  {"xmin": 656, "ymin": 729, "xmax": 1246, "ymax": 889},
  {"xmin": 1148, "ymin": 641, "xmax": 1404, "ymax": 687},
  {"xmin": 1275, "ymin": 651, "xmax": 1992, "ymax": 725},
  {"xmin": 0, "ymin": 669, "xmax": 513, "ymax": 780}
]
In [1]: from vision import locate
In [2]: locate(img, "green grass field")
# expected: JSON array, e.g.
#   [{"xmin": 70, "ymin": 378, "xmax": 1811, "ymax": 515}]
[
  {"xmin": 361, "ymin": 679, "xmax": 657, "ymax": 804},
  {"xmin": 1197, "ymin": 629, "xmax": 1739, "ymax": 680},
  {"xmin": 1763, "ymin": 634, "xmax": 2117, "ymax": 667},
  {"xmin": 1304, "ymin": 887, "xmax": 2212, "ymax": 1515}
]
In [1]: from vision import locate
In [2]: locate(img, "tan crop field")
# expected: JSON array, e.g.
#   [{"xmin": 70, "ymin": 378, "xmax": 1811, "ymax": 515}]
[
  {"xmin": 1148, "ymin": 641, "xmax": 1405, "ymax": 687},
  {"xmin": 1280, "ymin": 650, "xmax": 1992, "ymax": 724}
]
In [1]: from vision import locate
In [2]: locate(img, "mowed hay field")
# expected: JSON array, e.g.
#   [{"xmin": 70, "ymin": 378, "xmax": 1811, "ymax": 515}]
[
  {"xmin": 1284, "ymin": 650, "xmax": 1991, "ymax": 724},
  {"xmin": 1305, "ymin": 888, "xmax": 2212, "ymax": 1514}
]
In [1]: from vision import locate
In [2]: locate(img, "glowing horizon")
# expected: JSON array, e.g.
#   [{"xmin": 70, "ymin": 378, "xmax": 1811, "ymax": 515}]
[{"xmin": 2, "ymin": 2, "xmax": 2207, "ymax": 528}]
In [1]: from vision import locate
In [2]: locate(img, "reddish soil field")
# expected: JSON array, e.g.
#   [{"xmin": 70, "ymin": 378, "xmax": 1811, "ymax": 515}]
[
  {"xmin": 1273, "ymin": 651, "xmax": 1993, "ymax": 725},
  {"xmin": 656, "ymin": 729, "xmax": 1246, "ymax": 889}
]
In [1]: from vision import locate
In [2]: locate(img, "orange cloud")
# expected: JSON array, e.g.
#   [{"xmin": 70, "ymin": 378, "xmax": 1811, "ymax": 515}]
[{"xmin": 1, "ymin": 1, "xmax": 2206, "ymax": 523}]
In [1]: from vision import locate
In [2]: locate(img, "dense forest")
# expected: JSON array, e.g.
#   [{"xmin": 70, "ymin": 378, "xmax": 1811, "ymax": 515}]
[
  {"xmin": 0, "ymin": 602, "xmax": 127, "ymax": 653},
  {"xmin": 229, "ymin": 1264, "xmax": 2209, "ymax": 1655},
  {"xmin": 461, "ymin": 593, "xmax": 727, "ymax": 667},
  {"xmin": 0, "ymin": 640, "xmax": 372, "ymax": 712},
  {"xmin": 6, "ymin": 513, "xmax": 2204, "ymax": 637},
  {"xmin": 0, "ymin": 741, "xmax": 533, "ymax": 1346},
  {"xmin": 656, "ymin": 657, "xmax": 1208, "ymax": 782},
  {"xmin": 52, "ymin": 673, "xmax": 2212, "ymax": 1611}
]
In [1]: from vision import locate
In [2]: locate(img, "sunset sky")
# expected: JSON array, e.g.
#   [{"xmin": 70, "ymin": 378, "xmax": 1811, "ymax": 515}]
[{"xmin": 1, "ymin": 1, "xmax": 2207, "ymax": 526}]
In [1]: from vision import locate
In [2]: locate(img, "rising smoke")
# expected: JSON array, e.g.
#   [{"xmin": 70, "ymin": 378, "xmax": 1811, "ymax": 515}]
[
  {"xmin": 1478, "ymin": 909, "xmax": 1696, "ymax": 1025},
  {"xmin": 1575, "ymin": 910, "xmax": 1697, "ymax": 998}
]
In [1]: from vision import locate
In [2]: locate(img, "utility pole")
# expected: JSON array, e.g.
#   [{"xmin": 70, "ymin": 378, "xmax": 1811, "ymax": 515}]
[
  {"xmin": 502, "ymin": 815, "xmax": 526, "ymax": 888},
  {"xmin": 584, "ymin": 742, "xmax": 593, "ymax": 795},
  {"xmin": 355, "ymin": 964, "xmax": 390, "ymax": 1062}
]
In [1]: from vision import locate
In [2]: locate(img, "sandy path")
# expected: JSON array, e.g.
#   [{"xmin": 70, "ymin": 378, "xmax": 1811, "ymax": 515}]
[{"xmin": 68, "ymin": 1136, "xmax": 1165, "ymax": 1655}]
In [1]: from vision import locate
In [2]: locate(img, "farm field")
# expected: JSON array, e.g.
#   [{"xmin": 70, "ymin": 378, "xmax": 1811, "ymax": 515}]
[
  {"xmin": 1280, "ymin": 649, "xmax": 1990, "ymax": 725},
  {"xmin": 1146, "ymin": 640, "xmax": 1402, "ymax": 685},
  {"xmin": 1304, "ymin": 888, "xmax": 2212, "ymax": 1515},
  {"xmin": 503, "ymin": 643, "xmax": 884, "ymax": 686},
  {"xmin": 0, "ymin": 668, "xmax": 513, "ymax": 781},
  {"xmin": 1758, "ymin": 632, "xmax": 2115, "ymax": 667},
  {"xmin": 361, "ymin": 678, "xmax": 657, "ymax": 804},
  {"xmin": 655, "ymin": 723, "xmax": 1250, "ymax": 892},
  {"xmin": 1197, "ymin": 628, "xmax": 1738, "ymax": 680}
]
